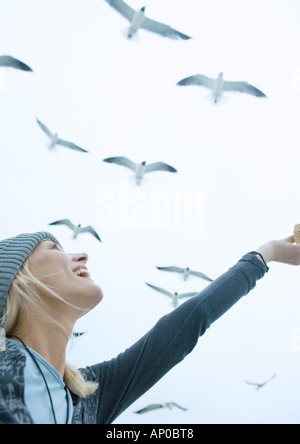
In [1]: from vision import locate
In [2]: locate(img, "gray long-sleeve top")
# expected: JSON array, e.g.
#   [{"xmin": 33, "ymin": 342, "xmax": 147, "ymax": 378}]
[{"xmin": 0, "ymin": 253, "xmax": 267, "ymax": 424}]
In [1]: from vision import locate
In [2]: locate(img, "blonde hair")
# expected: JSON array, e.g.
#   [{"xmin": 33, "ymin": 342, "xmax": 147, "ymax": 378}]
[{"xmin": 1, "ymin": 258, "xmax": 98, "ymax": 399}]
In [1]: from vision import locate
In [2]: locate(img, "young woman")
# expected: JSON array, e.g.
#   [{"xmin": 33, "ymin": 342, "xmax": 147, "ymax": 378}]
[{"xmin": 0, "ymin": 231, "xmax": 300, "ymax": 424}]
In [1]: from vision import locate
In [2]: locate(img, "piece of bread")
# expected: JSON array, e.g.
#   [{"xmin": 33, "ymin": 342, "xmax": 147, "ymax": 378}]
[{"xmin": 294, "ymin": 225, "xmax": 300, "ymax": 244}]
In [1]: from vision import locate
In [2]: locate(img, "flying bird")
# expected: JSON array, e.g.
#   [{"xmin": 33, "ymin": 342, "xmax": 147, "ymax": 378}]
[
  {"xmin": 145, "ymin": 282, "xmax": 198, "ymax": 308},
  {"xmin": 49, "ymin": 220, "xmax": 102, "ymax": 242},
  {"xmin": 104, "ymin": 1, "xmax": 191, "ymax": 40},
  {"xmin": 72, "ymin": 332, "xmax": 87, "ymax": 338},
  {"xmin": 245, "ymin": 374, "xmax": 277, "ymax": 391},
  {"xmin": 103, "ymin": 156, "xmax": 178, "ymax": 185},
  {"xmin": 156, "ymin": 266, "xmax": 213, "ymax": 282},
  {"xmin": 0, "ymin": 55, "xmax": 33, "ymax": 72},
  {"xmin": 36, "ymin": 119, "xmax": 89, "ymax": 153},
  {"xmin": 135, "ymin": 402, "xmax": 188, "ymax": 414},
  {"xmin": 177, "ymin": 72, "xmax": 267, "ymax": 104}
]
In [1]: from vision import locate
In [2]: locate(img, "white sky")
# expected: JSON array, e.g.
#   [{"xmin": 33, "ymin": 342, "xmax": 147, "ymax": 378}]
[{"xmin": 1, "ymin": 0, "xmax": 300, "ymax": 424}]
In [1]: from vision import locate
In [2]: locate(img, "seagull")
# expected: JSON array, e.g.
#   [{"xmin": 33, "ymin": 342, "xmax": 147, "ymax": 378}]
[
  {"xmin": 177, "ymin": 72, "xmax": 267, "ymax": 104},
  {"xmin": 103, "ymin": 156, "xmax": 178, "ymax": 185},
  {"xmin": 49, "ymin": 219, "xmax": 102, "ymax": 242},
  {"xmin": 135, "ymin": 402, "xmax": 188, "ymax": 414},
  {"xmin": 72, "ymin": 332, "xmax": 87, "ymax": 338},
  {"xmin": 36, "ymin": 119, "xmax": 89, "ymax": 153},
  {"xmin": 0, "ymin": 55, "xmax": 33, "ymax": 72},
  {"xmin": 245, "ymin": 374, "xmax": 277, "ymax": 391},
  {"xmin": 156, "ymin": 266, "xmax": 213, "ymax": 282},
  {"xmin": 104, "ymin": 1, "xmax": 191, "ymax": 40},
  {"xmin": 145, "ymin": 282, "xmax": 198, "ymax": 308}
]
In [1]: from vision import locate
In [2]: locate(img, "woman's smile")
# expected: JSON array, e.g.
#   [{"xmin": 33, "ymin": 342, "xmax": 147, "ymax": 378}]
[{"xmin": 72, "ymin": 267, "xmax": 91, "ymax": 278}]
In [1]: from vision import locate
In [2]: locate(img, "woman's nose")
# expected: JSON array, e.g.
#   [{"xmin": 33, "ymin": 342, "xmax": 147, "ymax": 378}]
[{"xmin": 72, "ymin": 252, "xmax": 89, "ymax": 264}]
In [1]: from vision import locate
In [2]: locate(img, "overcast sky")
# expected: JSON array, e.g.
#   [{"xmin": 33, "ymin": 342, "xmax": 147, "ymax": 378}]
[{"xmin": 1, "ymin": 0, "xmax": 300, "ymax": 424}]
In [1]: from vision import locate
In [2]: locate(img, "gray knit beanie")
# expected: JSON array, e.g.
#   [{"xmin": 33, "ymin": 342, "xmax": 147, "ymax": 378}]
[{"xmin": 0, "ymin": 232, "xmax": 63, "ymax": 321}]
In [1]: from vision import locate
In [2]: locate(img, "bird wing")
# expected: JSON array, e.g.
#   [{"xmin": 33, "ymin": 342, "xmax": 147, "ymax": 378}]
[
  {"xmin": 80, "ymin": 226, "xmax": 102, "ymax": 242},
  {"xmin": 168, "ymin": 402, "xmax": 188, "ymax": 411},
  {"xmin": 144, "ymin": 162, "xmax": 177, "ymax": 173},
  {"xmin": 104, "ymin": 0, "xmax": 135, "ymax": 21},
  {"xmin": 177, "ymin": 74, "xmax": 214, "ymax": 88},
  {"xmin": 103, "ymin": 156, "xmax": 137, "ymax": 172},
  {"xmin": 49, "ymin": 219, "xmax": 76, "ymax": 230},
  {"xmin": 36, "ymin": 118, "xmax": 54, "ymax": 139},
  {"xmin": 156, "ymin": 266, "xmax": 184, "ymax": 274},
  {"xmin": 245, "ymin": 380, "xmax": 260, "ymax": 387},
  {"xmin": 190, "ymin": 271, "xmax": 213, "ymax": 282},
  {"xmin": 265, "ymin": 374, "xmax": 277, "ymax": 384},
  {"xmin": 57, "ymin": 138, "xmax": 89, "ymax": 153},
  {"xmin": 0, "ymin": 55, "xmax": 33, "ymax": 72},
  {"xmin": 141, "ymin": 17, "xmax": 191, "ymax": 40},
  {"xmin": 223, "ymin": 81, "xmax": 267, "ymax": 98},
  {"xmin": 135, "ymin": 404, "xmax": 164, "ymax": 414},
  {"xmin": 145, "ymin": 282, "xmax": 173, "ymax": 298},
  {"xmin": 178, "ymin": 292, "xmax": 198, "ymax": 299}
]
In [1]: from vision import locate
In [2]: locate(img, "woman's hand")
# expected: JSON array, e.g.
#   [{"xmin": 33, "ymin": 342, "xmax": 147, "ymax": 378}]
[{"xmin": 256, "ymin": 236, "xmax": 300, "ymax": 266}]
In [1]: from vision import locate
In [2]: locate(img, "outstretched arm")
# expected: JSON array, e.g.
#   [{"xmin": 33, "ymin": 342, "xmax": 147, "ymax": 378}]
[
  {"xmin": 84, "ymin": 235, "xmax": 300, "ymax": 424},
  {"xmin": 87, "ymin": 255, "xmax": 266, "ymax": 423}
]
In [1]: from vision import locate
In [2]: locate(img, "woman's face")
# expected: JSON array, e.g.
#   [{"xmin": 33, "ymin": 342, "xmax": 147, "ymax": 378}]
[{"xmin": 29, "ymin": 238, "xmax": 103, "ymax": 319}]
